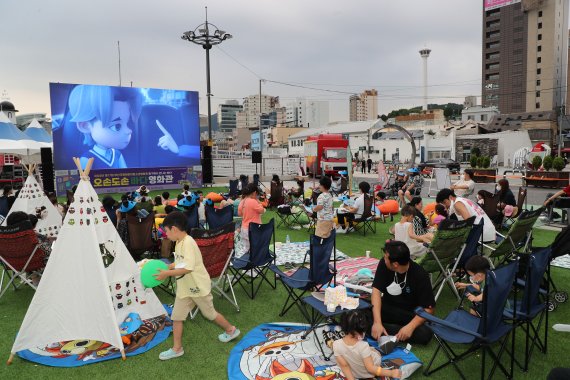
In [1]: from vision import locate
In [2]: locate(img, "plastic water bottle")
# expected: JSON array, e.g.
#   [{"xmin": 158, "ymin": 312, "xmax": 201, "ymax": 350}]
[{"xmin": 286, "ymin": 234, "xmax": 290, "ymax": 244}]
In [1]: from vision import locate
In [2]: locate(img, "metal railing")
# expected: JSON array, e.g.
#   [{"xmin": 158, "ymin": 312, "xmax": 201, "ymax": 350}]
[{"xmin": 213, "ymin": 157, "xmax": 305, "ymax": 177}]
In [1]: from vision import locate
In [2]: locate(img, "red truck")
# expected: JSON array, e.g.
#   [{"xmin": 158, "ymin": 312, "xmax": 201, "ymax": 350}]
[{"xmin": 304, "ymin": 134, "xmax": 349, "ymax": 177}]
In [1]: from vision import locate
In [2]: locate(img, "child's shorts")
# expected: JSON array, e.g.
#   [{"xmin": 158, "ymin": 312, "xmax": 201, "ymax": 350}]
[{"xmin": 171, "ymin": 293, "xmax": 218, "ymax": 321}]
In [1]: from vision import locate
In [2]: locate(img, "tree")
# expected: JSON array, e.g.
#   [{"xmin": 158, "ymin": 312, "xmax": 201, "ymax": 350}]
[
  {"xmin": 482, "ymin": 156, "xmax": 491, "ymax": 168},
  {"xmin": 380, "ymin": 114, "xmax": 388, "ymax": 122},
  {"xmin": 471, "ymin": 147, "xmax": 481, "ymax": 157},
  {"xmin": 470, "ymin": 155, "xmax": 478, "ymax": 168},
  {"xmin": 477, "ymin": 156, "xmax": 484, "ymax": 168},
  {"xmin": 532, "ymin": 155, "xmax": 543, "ymax": 170},
  {"xmin": 543, "ymin": 155, "xmax": 553, "ymax": 171},
  {"xmin": 553, "ymin": 156, "xmax": 566, "ymax": 171}
]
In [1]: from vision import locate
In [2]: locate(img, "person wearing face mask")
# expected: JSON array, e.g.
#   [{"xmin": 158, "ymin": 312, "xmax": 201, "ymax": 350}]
[
  {"xmin": 450, "ymin": 169, "xmax": 475, "ymax": 198},
  {"xmin": 370, "ymin": 240, "xmax": 435, "ymax": 345},
  {"xmin": 493, "ymin": 179, "xmax": 517, "ymax": 225},
  {"xmin": 454, "ymin": 256, "xmax": 490, "ymax": 317},
  {"xmin": 436, "ymin": 188, "xmax": 496, "ymax": 242}
]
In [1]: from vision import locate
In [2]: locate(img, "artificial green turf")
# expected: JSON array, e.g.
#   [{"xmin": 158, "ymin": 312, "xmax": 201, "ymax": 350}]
[{"xmin": 2, "ymin": 194, "xmax": 569, "ymax": 379}]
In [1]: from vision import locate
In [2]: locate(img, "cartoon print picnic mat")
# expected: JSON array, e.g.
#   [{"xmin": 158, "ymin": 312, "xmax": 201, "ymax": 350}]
[
  {"xmin": 227, "ymin": 322, "xmax": 421, "ymax": 380},
  {"xmin": 283, "ymin": 257, "xmax": 380, "ymax": 284},
  {"xmin": 17, "ymin": 314, "xmax": 172, "ymax": 367}
]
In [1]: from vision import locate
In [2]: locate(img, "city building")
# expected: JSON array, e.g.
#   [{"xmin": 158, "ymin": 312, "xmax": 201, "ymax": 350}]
[
  {"xmin": 217, "ymin": 100, "xmax": 242, "ymax": 133},
  {"xmin": 461, "ymin": 105, "xmax": 500, "ymax": 125},
  {"xmin": 285, "ymin": 98, "xmax": 329, "ymax": 128},
  {"xmin": 391, "ymin": 109, "xmax": 446, "ymax": 128},
  {"xmin": 349, "ymin": 89, "xmax": 378, "ymax": 121},
  {"xmin": 463, "ymin": 96, "xmax": 478, "ymax": 108},
  {"xmin": 484, "ymin": 110, "xmax": 557, "ymax": 146},
  {"xmin": 236, "ymin": 94, "xmax": 280, "ymax": 130},
  {"xmin": 482, "ymin": 0, "xmax": 569, "ymax": 114}
]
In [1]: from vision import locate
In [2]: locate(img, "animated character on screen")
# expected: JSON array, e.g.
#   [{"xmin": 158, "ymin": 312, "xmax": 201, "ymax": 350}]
[
  {"xmin": 68, "ymin": 85, "xmax": 142, "ymax": 169},
  {"xmin": 155, "ymin": 120, "xmax": 200, "ymax": 158}
]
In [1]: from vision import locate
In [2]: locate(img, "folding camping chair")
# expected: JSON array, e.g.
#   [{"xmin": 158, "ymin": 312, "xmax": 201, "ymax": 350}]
[
  {"xmin": 183, "ymin": 204, "xmax": 200, "ymax": 231},
  {"xmin": 455, "ymin": 219, "xmax": 484, "ymax": 280},
  {"xmin": 189, "ymin": 223, "xmax": 239, "ymax": 318},
  {"xmin": 483, "ymin": 207, "xmax": 544, "ymax": 266},
  {"xmin": 226, "ymin": 179, "xmax": 240, "ymax": 198},
  {"xmin": 0, "ymin": 221, "xmax": 46, "ymax": 300},
  {"xmin": 543, "ymin": 226, "xmax": 569, "ymax": 305},
  {"xmin": 504, "ymin": 247, "xmax": 551, "ymax": 372},
  {"xmin": 416, "ymin": 217, "xmax": 474, "ymax": 301},
  {"xmin": 416, "ymin": 260, "xmax": 518, "ymax": 380},
  {"xmin": 205, "ymin": 204, "xmax": 233, "ymax": 230},
  {"xmin": 126, "ymin": 211, "xmax": 157, "ymax": 260},
  {"xmin": 348, "ymin": 194, "xmax": 377, "ymax": 236},
  {"xmin": 504, "ymin": 187, "xmax": 527, "ymax": 227},
  {"xmin": 269, "ymin": 230, "xmax": 337, "ymax": 317},
  {"xmin": 229, "ymin": 219, "xmax": 276, "ymax": 299},
  {"xmin": 276, "ymin": 204, "xmax": 304, "ymax": 229},
  {"xmin": 479, "ymin": 191, "xmax": 501, "ymax": 226},
  {"xmin": 268, "ymin": 180, "xmax": 285, "ymax": 209}
]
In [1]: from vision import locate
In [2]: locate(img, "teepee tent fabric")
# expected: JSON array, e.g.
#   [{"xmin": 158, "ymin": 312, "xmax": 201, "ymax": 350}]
[
  {"xmin": 10, "ymin": 161, "xmax": 166, "ymax": 358},
  {"xmin": 24, "ymin": 119, "xmax": 53, "ymax": 144},
  {"xmin": 1, "ymin": 170, "xmax": 62, "ymax": 238}
]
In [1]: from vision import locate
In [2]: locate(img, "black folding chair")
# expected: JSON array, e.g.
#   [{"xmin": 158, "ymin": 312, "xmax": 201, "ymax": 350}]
[
  {"xmin": 416, "ymin": 261, "xmax": 519, "ymax": 380},
  {"xmin": 183, "ymin": 205, "xmax": 200, "ymax": 231},
  {"xmin": 348, "ymin": 194, "xmax": 377, "ymax": 236},
  {"xmin": 229, "ymin": 219, "xmax": 276, "ymax": 299},
  {"xmin": 505, "ymin": 247, "xmax": 550, "ymax": 372},
  {"xmin": 205, "ymin": 204, "xmax": 233, "ymax": 230},
  {"xmin": 269, "ymin": 230, "xmax": 337, "ymax": 317},
  {"xmin": 227, "ymin": 179, "xmax": 239, "ymax": 198},
  {"xmin": 276, "ymin": 204, "xmax": 304, "ymax": 229}
]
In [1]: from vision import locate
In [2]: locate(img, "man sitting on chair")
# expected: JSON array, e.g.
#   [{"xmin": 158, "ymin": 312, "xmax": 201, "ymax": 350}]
[
  {"xmin": 336, "ymin": 181, "xmax": 370, "ymax": 232},
  {"xmin": 370, "ymin": 240, "xmax": 435, "ymax": 344}
]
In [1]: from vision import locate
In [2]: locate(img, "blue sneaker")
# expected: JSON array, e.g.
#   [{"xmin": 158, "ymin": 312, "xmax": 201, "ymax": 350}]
[
  {"xmin": 218, "ymin": 328, "xmax": 241, "ymax": 343},
  {"xmin": 159, "ymin": 348, "xmax": 184, "ymax": 360}
]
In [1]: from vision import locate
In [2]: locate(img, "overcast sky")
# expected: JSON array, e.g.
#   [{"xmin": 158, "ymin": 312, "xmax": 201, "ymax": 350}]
[{"xmin": 1, "ymin": 0, "xmax": 485, "ymax": 121}]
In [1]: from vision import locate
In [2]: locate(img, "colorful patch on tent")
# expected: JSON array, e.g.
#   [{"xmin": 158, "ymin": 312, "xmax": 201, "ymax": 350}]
[
  {"xmin": 227, "ymin": 323, "xmax": 422, "ymax": 380},
  {"xmin": 17, "ymin": 315, "xmax": 172, "ymax": 367}
]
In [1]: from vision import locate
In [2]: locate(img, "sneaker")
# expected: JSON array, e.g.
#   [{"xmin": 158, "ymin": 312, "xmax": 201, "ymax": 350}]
[
  {"xmin": 219, "ymin": 328, "xmax": 241, "ymax": 343},
  {"xmin": 159, "ymin": 348, "xmax": 184, "ymax": 360}
]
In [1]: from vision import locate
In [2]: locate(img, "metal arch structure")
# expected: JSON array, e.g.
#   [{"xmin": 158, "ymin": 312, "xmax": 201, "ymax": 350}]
[{"xmin": 371, "ymin": 119, "xmax": 417, "ymax": 168}]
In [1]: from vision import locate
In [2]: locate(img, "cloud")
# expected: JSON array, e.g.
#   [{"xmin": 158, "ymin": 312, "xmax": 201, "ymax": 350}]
[{"xmin": 1, "ymin": 0, "xmax": 484, "ymax": 121}]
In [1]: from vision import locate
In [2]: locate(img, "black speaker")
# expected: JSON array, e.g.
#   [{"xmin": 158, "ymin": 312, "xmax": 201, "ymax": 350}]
[
  {"xmin": 40, "ymin": 147, "xmax": 55, "ymax": 193},
  {"xmin": 252, "ymin": 151, "xmax": 262, "ymax": 164},
  {"xmin": 201, "ymin": 145, "xmax": 213, "ymax": 184}
]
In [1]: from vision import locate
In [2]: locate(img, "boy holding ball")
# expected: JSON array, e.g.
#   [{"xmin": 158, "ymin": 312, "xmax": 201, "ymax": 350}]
[{"xmin": 154, "ymin": 211, "xmax": 240, "ymax": 360}]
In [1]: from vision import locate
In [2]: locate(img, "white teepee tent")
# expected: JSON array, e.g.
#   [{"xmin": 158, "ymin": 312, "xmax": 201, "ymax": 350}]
[
  {"xmin": 1, "ymin": 164, "xmax": 62, "ymax": 238},
  {"xmin": 9, "ymin": 158, "xmax": 167, "ymax": 363}
]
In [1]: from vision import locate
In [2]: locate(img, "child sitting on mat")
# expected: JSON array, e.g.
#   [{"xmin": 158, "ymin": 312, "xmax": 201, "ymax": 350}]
[
  {"xmin": 333, "ymin": 310, "xmax": 401, "ymax": 380},
  {"xmin": 454, "ymin": 256, "xmax": 490, "ymax": 316},
  {"xmin": 154, "ymin": 211, "xmax": 240, "ymax": 360}
]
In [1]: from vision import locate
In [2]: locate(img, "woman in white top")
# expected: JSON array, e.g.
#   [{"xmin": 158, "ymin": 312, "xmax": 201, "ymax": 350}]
[
  {"xmin": 450, "ymin": 169, "xmax": 475, "ymax": 198},
  {"xmin": 436, "ymin": 188, "xmax": 496, "ymax": 242}
]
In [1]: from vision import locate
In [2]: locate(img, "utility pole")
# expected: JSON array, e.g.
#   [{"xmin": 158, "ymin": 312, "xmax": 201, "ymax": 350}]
[{"xmin": 259, "ymin": 79, "xmax": 262, "ymax": 152}]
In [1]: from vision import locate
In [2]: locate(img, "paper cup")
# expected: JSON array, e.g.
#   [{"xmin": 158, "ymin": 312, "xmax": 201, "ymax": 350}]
[{"xmin": 327, "ymin": 303, "xmax": 336, "ymax": 313}]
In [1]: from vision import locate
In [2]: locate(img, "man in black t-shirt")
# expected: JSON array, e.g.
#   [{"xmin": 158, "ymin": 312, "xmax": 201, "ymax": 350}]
[{"xmin": 370, "ymin": 240, "xmax": 435, "ymax": 344}]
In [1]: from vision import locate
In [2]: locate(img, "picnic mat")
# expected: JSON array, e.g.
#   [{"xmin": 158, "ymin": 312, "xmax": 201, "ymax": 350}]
[
  {"xmin": 283, "ymin": 257, "xmax": 379, "ymax": 284},
  {"xmin": 552, "ymin": 254, "xmax": 570, "ymax": 269},
  {"xmin": 227, "ymin": 322, "xmax": 422, "ymax": 380},
  {"xmin": 235, "ymin": 237, "xmax": 349, "ymax": 266},
  {"xmin": 17, "ymin": 313, "xmax": 172, "ymax": 367}
]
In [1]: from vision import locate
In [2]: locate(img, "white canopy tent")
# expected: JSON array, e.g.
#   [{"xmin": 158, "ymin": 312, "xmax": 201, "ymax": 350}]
[{"xmin": 0, "ymin": 113, "xmax": 47, "ymax": 161}]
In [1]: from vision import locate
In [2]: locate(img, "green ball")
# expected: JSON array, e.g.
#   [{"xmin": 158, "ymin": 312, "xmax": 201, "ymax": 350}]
[{"xmin": 140, "ymin": 260, "xmax": 168, "ymax": 288}]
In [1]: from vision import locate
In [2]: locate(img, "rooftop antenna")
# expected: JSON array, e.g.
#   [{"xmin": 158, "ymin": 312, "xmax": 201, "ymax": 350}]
[
  {"xmin": 117, "ymin": 41, "xmax": 122, "ymax": 87},
  {"xmin": 1, "ymin": 90, "xmax": 9, "ymax": 101}
]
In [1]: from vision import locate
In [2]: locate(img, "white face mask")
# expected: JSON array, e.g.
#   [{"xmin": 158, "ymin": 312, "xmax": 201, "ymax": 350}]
[
  {"xmin": 496, "ymin": 185, "xmax": 501, "ymax": 192},
  {"xmin": 386, "ymin": 271, "xmax": 407, "ymax": 296}
]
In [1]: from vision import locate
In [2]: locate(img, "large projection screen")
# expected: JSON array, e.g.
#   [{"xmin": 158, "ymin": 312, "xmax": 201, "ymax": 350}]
[{"xmin": 50, "ymin": 83, "xmax": 202, "ymax": 194}]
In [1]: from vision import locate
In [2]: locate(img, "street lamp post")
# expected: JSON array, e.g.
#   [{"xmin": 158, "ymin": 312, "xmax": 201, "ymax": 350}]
[{"xmin": 181, "ymin": 7, "xmax": 232, "ymax": 146}]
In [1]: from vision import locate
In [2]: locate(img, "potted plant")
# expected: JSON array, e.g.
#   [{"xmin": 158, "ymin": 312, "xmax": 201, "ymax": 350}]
[
  {"xmin": 470, "ymin": 155, "xmax": 478, "ymax": 168},
  {"xmin": 525, "ymin": 155, "xmax": 569, "ymax": 188},
  {"xmin": 472, "ymin": 155, "xmax": 498, "ymax": 183}
]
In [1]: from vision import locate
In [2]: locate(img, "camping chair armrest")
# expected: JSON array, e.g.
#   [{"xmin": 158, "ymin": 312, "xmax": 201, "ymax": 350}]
[
  {"xmin": 482, "ymin": 243, "xmax": 496, "ymax": 251},
  {"xmin": 302, "ymin": 249, "xmax": 310, "ymax": 265},
  {"xmin": 269, "ymin": 265, "xmax": 312, "ymax": 284},
  {"xmin": 414, "ymin": 307, "xmax": 483, "ymax": 339},
  {"xmin": 495, "ymin": 231, "xmax": 506, "ymax": 239}
]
